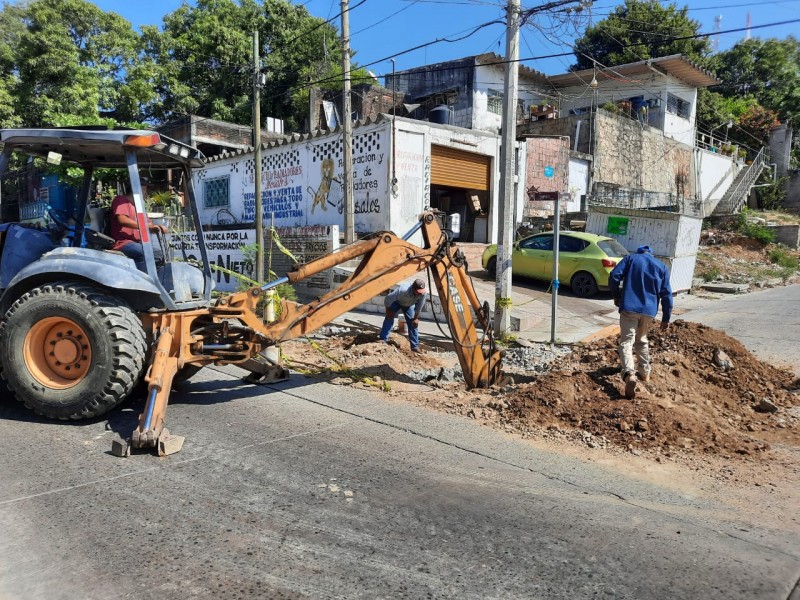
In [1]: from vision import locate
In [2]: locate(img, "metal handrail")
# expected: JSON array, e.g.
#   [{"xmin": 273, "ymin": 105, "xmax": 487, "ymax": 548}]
[{"xmin": 717, "ymin": 147, "xmax": 767, "ymax": 214}]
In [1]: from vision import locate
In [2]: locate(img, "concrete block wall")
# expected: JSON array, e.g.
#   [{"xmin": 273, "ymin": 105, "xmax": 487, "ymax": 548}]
[
  {"xmin": 330, "ymin": 267, "xmax": 443, "ymax": 320},
  {"xmin": 771, "ymin": 224, "xmax": 800, "ymax": 249}
]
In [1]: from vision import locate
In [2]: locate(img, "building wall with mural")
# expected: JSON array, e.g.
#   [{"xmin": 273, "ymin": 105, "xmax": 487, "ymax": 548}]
[
  {"xmin": 194, "ymin": 120, "xmax": 394, "ymax": 234},
  {"xmin": 192, "ymin": 116, "xmax": 504, "ymax": 245}
]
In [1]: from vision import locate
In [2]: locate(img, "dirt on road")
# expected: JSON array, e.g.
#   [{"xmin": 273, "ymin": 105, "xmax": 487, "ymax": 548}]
[{"xmin": 280, "ymin": 319, "xmax": 800, "ymax": 471}]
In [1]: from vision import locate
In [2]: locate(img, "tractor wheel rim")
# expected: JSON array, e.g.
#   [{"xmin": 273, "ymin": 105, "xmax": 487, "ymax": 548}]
[{"xmin": 24, "ymin": 317, "xmax": 92, "ymax": 389}]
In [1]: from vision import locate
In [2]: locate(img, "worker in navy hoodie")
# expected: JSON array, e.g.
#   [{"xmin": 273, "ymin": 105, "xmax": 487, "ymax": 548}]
[
  {"xmin": 608, "ymin": 245, "xmax": 673, "ymax": 399},
  {"xmin": 380, "ymin": 278, "xmax": 428, "ymax": 353}
]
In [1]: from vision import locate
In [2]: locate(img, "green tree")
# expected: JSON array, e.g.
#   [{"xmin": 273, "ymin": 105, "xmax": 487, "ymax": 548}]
[
  {"xmin": 8, "ymin": 0, "xmax": 156, "ymax": 126},
  {"xmin": 707, "ymin": 37, "xmax": 800, "ymax": 124},
  {"xmin": 572, "ymin": 0, "xmax": 709, "ymax": 70},
  {"xmin": 0, "ymin": 1, "xmax": 26, "ymax": 126},
  {"xmin": 154, "ymin": 0, "xmax": 370, "ymax": 131}
]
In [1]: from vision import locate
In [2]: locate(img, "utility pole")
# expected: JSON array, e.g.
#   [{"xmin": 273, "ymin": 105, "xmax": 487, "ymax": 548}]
[
  {"xmin": 253, "ymin": 30, "xmax": 264, "ymax": 285},
  {"xmin": 340, "ymin": 0, "xmax": 355, "ymax": 244},
  {"xmin": 494, "ymin": 0, "xmax": 520, "ymax": 335}
]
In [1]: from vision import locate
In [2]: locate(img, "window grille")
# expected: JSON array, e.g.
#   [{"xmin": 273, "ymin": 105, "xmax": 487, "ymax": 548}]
[
  {"xmin": 488, "ymin": 89, "xmax": 503, "ymax": 115},
  {"xmin": 666, "ymin": 93, "xmax": 691, "ymax": 119},
  {"xmin": 204, "ymin": 176, "xmax": 230, "ymax": 208}
]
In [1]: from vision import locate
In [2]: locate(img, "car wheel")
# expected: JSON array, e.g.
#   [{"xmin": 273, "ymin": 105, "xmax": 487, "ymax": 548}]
[
  {"xmin": 570, "ymin": 271, "xmax": 598, "ymax": 298},
  {"xmin": 485, "ymin": 256, "xmax": 497, "ymax": 277}
]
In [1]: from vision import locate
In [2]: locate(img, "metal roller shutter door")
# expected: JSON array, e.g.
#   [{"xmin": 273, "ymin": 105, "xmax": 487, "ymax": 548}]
[{"xmin": 430, "ymin": 145, "xmax": 490, "ymax": 191}]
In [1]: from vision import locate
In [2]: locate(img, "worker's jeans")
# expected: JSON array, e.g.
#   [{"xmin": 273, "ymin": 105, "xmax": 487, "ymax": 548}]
[
  {"xmin": 380, "ymin": 301, "xmax": 419, "ymax": 350},
  {"xmin": 618, "ymin": 310, "xmax": 653, "ymax": 379},
  {"xmin": 119, "ymin": 241, "xmax": 164, "ymax": 272}
]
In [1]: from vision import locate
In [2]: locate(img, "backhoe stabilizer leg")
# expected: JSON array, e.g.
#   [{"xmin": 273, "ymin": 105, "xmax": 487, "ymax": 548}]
[
  {"xmin": 241, "ymin": 346, "xmax": 290, "ymax": 384},
  {"xmin": 131, "ymin": 327, "xmax": 181, "ymax": 453}
]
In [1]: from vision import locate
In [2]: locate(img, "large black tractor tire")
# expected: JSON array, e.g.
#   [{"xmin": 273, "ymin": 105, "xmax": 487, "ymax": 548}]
[{"xmin": 0, "ymin": 282, "xmax": 147, "ymax": 420}]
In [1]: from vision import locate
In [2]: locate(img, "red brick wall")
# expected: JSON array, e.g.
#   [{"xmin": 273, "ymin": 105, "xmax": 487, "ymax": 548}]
[{"xmin": 524, "ymin": 137, "xmax": 569, "ymax": 218}]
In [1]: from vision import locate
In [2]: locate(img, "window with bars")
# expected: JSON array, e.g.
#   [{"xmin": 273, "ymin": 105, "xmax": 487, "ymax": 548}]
[
  {"xmin": 666, "ymin": 93, "xmax": 691, "ymax": 119},
  {"xmin": 203, "ymin": 176, "xmax": 230, "ymax": 208},
  {"xmin": 488, "ymin": 89, "xmax": 503, "ymax": 115}
]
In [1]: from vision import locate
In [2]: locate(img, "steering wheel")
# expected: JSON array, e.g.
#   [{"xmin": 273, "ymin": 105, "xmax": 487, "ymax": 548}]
[{"xmin": 47, "ymin": 207, "xmax": 77, "ymax": 229}]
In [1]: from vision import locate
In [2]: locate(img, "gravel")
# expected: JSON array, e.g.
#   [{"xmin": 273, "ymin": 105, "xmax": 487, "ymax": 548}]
[
  {"xmin": 408, "ymin": 342, "xmax": 573, "ymax": 383},
  {"xmin": 502, "ymin": 343, "xmax": 573, "ymax": 372}
]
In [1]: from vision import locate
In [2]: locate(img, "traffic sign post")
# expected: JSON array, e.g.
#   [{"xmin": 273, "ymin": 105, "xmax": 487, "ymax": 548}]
[{"xmin": 523, "ymin": 189, "xmax": 562, "ymax": 342}]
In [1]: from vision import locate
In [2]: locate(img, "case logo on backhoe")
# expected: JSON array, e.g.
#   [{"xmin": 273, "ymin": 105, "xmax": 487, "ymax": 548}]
[{"xmin": 447, "ymin": 271, "xmax": 468, "ymax": 331}]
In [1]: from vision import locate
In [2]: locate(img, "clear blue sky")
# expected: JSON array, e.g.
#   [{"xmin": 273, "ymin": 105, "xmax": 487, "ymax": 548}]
[{"xmin": 94, "ymin": 0, "xmax": 800, "ymax": 77}]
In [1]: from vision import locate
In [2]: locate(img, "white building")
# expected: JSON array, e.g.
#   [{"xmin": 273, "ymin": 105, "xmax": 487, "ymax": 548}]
[{"xmin": 192, "ymin": 115, "xmax": 527, "ymax": 246}]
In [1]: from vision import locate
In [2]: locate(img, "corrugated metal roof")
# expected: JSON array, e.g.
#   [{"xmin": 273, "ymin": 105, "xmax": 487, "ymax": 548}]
[{"xmin": 548, "ymin": 54, "xmax": 719, "ymax": 89}]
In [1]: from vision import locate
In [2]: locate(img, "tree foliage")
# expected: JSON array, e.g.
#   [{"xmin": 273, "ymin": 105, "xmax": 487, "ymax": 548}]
[
  {"xmin": 152, "ymin": 0, "xmax": 367, "ymax": 131},
  {"xmin": 11, "ymin": 0, "xmax": 154, "ymax": 126},
  {"xmin": 0, "ymin": 0, "xmax": 371, "ymax": 132},
  {"xmin": 706, "ymin": 37, "xmax": 800, "ymax": 124},
  {"xmin": 572, "ymin": 0, "xmax": 709, "ymax": 70}
]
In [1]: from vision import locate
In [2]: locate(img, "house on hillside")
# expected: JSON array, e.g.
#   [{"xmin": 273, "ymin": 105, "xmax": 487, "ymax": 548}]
[
  {"xmin": 156, "ymin": 114, "xmax": 288, "ymax": 159},
  {"xmin": 523, "ymin": 55, "xmax": 767, "ymax": 219}
]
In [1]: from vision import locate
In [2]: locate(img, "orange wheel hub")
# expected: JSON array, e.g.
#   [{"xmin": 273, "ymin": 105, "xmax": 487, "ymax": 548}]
[{"xmin": 24, "ymin": 317, "xmax": 92, "ymax": 389}]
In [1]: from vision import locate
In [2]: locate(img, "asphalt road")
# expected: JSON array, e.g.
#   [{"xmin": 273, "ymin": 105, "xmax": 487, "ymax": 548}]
[
  {"xmin": 681, "ymin": 284, "xmax": 800, "ymax": 375},
  {"xmin": 1, "ymin": 365, "xmax": 799, "ymax": 599}
]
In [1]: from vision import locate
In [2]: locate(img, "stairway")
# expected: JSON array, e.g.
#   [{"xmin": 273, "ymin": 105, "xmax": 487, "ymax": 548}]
[{"xmin": 711, "ymin": 147, "xmax": 768, "ymax": 216}]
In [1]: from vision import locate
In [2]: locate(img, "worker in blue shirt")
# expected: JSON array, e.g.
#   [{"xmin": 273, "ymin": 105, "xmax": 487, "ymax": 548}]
[
  {"xmin": 608, "ymin": 245, "xmax": 673, "ymax": 399},
  {"xmin": 380, "ymin": 278, "xmax": 428, "ymax": 353}
]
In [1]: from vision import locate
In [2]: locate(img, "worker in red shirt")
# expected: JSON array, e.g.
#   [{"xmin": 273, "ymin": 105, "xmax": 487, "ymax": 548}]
[{"xmin": 110, "ymin": 193, "xmax": 167, "ymax": 272}]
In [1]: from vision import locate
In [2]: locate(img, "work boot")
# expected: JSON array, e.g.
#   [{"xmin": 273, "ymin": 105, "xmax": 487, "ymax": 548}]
[
  {"xmin": 637, "ymin": 371, "xmax": 650, "ymax": 383},
  {"xmin": 624, "ymin": 373, "xmax": 637, "ymax": 399},
  {"xmin": 411, "ymin": 347, "xmax": 423, "ymax": 354}
]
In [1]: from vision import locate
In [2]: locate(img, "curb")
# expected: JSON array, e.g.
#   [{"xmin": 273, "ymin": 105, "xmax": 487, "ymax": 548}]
[{"xmin": 580, "ymin": 323, "xmax": 619, "ymax": 343}]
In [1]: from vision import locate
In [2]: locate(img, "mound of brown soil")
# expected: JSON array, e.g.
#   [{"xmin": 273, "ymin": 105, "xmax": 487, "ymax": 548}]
[
  {"xmin": 505, "ymin": 320, "xmax": 800, "ymax": 457},
  {"xmin": 280, "ymin": 321, "xmax": 799, "ymax": 461}
]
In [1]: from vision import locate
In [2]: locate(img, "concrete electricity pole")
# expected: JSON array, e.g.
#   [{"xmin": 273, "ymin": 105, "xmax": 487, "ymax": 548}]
[
  {"xmin": 253, "ymin": 30, "xmax": 264, "ymax": 285},
  {"xmin": 340, "ymin": 0, "xmax": 355, "ymax": 244},
  {"xmin": 494, "ymin": 0, "xmax": 520, "ymax": 335}
]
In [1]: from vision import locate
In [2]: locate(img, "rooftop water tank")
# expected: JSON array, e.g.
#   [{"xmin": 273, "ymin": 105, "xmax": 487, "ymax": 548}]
[{"xmin": 429, "ymin": 106, "xmax": 450, "ymax": 125}]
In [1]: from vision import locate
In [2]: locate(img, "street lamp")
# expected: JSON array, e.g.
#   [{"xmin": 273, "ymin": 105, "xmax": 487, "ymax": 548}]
[{"xmin": 710, "ymin": 118, "xmax": 733, "ymax": 142}]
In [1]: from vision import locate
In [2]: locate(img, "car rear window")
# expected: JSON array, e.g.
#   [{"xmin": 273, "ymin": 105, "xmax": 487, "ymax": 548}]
[
  {"xmin": 559, "ymin": 236, "xmax": 589, "ymax": 253},
  {"xmin": 597, "ymin": 239, "xmax": 629, "ymax": 257}
]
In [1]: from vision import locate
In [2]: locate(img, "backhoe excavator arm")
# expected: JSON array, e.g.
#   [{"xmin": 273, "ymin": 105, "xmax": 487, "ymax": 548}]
[{"xmin": 127, "ymin": 212, "xmax": 502, "ymax": 455}]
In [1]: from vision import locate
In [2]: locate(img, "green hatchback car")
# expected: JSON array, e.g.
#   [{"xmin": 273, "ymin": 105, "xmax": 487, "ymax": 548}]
[{"xmin": 481, "ymin": 231, "xmax": 629, "ymax": 297}]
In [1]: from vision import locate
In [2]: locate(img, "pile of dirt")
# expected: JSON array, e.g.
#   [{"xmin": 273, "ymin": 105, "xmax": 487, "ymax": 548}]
[
  {"xmin": 281, "ymin": 321, "xmax": 800, "ymax": 461},
  {"xmin": 504, "ymin": 320, "xmax": 800, "ymax": 457}
]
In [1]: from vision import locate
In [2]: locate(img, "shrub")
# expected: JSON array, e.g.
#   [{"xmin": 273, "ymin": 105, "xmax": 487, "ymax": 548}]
[
  {"xmin": 768, "ymin": 246, "xmax": 799, "ymax": 270},
  {"xmin": 700, "ymin": 266, "xmax": 721, "ymax": 281},
  {"xmin": 741, "ymin": 222, "xmax": 775, "ymax": 244},
  {"xmin": 736, "ymin": 209, "xmax": 775, "ymax": 244},
  {"xmin": 758, "ymin": 177, "xmax": 788, "ymax": 211}
]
